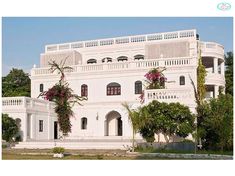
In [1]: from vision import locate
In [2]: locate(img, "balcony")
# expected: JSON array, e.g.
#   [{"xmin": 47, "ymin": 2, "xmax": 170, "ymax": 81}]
[
  {"xmin": 2, "ymin": 97, "xmax": 55, "ymax": 113},
  {"xmin": 200, "ymin": 42, "xmax": 224, "ymax": 59},
  {"xmin": 31, "ymin": 57, "xmax": 196, "ymax": 76},
  {"xmin": 144, "ymin": 88, "xmax": 196, "ymax": 109}
]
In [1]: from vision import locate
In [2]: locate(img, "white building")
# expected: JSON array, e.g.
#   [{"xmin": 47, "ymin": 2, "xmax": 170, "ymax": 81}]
[{"xmin": 2, "ymin": 29, "xmax": 225, "ymax": 148}]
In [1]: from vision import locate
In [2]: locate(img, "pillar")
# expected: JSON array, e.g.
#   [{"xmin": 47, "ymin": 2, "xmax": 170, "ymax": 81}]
[
  {"xmin": 30, "ymin": 114, "xmax": 36, "ymax": 140},
  {"xmin": 214, "ymin": 85, "xmax": 219, "ymax": 98},
  {"xmin": 213, "ymin": 57, "xmax": 218, "ymax": 74},
  {"xmin": 22, "ymin": 114, "xmax": 28, "ymax": 142},
  {"xmin": 115, "ymin": 118, "xmax": 118, "ymax": 136},
  {"xmin": 221, "ymin": 61, "xmax": 225, "ymax": 75}
]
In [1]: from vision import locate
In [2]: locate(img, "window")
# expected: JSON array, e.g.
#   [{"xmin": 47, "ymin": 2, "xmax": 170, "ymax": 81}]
[
  {"xmin": 134, "ymin": 54, "xmax": 144, "ymax": 60},
  {"xmin": 40, "ymin": 84, "xmax": 44, "ymax": 92},
  {"xmin": 180, "ymin": 76, "xmax": 185, "ymax": 85},
  {"xmin": 135, "ymin": 81, "xmax": 142, "ymax": 94},
  {"xmin": 81, "ymin": 117, "xmax": 87, "ymax": 130},
  {"xmin": 107, "ymin": 82, "xmax": 121, "ymax": 96},
  {"xmin": 117, "ymin": 56, "xmax": 128, "ymax": 62},
  {"xmin": 102, "ymin": 57, "xmax": 112, "ymax": 63},
  {"xmin": 81, "ymin": 84, "xmax": 88, "ymax": 97},
  {"xmin": 39, "ymin": 120, "xmax": 43, "ymax": 132},
  {"xmin": 87, "ymin": 59, "xmax": 97, "ymax": 64}
]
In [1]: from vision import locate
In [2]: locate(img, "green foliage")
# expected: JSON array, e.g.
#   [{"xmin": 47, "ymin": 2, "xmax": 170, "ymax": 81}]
[
  {"xmin": 2, "ymin": 68, "xmax": 30, "ymax": 97},
  {"xmin": 39, "ymin": 60, "xmax": 87, "ymax": 136},
  {"xmin": 126, "ymin": 100, "xmax": 194, "ymax": 143},
  {"xmin": 198, "ymin": 94, "xmax": 233, "ymax": 151},
  {"xmin": 2, "ymin": 114, "xmax": 19, "ymax": 142},
  {"xmin": 225, "ymin": 51, "xmax": 233, "ymax": 95},
  {"xmin": 197, "ymin": 50, "xmax": 207, "ymax": 105},
  {"xmin": 144, "ymin": 68, "xmax": 167, "ymax": 89},
  {"xmin": 52, "ymin": 147, "xmax": 65, "ymax": 154}
]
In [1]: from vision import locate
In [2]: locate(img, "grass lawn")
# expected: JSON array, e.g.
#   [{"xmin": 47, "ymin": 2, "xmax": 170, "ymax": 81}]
[{"xmin": 1, "ymin": 149, "xmax": 201, "ymax": 160}]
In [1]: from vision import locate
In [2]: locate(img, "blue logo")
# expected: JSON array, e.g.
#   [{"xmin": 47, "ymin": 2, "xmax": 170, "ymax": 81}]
[{"xmin": 217, "ymin": 2, "xmax": 231, "ymax": 11}]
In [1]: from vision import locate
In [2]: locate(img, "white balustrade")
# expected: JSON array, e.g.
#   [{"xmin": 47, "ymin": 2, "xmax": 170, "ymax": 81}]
[
  {"xmin": 45, "ymin": 29, "xmax": 196, "ymax": 52},
  {"xmin": 31, "ymin": 57, "xmax": 194, "ymax": 76},
  {"xmin": 200, "ymin": 42, "xmax": 224, "ymax": 58}
]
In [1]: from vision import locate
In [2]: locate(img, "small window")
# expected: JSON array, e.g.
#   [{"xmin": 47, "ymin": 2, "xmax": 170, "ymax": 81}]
[
  {"xmin": 81, "ymin": 84, "xmax": 88, "ymax": 97},
  {"xmin": 81, "ymin": 117, "xmax": 87, "ymax": 130},
  {"xmin": 40, "ymin": 84, "xmax": 44, "ymax": 92},
  {"xmin": 107, "ymin": 82, "xmax": 121, "ymax": 96},
  {"xmin": 134, "ymin": 54, "xmax": 144, "ymax": 60},
  {"xmin": 117, "ymin": 56, "xmax": 128, "ymax": 62},
  {"xmin": 87, "ymin": 59, "xmax": 97, "ymax": 64},
  {"xmin": 39, "ymin": 120, "xmax": 43, "ymax": 132},
  {"xmin": 135, "ymin": 81, "xmax": 142, "ymax": 94},
  {"xmin": 180, "ymin": 76, "xmax": 185, "ymax": 85},
  {"xmin": 102, "ymin": 57, "xmax": 112, "ymax": 63}
]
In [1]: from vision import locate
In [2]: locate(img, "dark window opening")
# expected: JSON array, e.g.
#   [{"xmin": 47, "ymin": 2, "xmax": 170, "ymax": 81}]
[
  {"xmin": 39, "ymin": 120, "xmax": 43, "ymax": 132},
  {"xmin": 40, "ymin": 84, "xmax": 44, "ymax": 92},
  {"xmin": 134, "ymin": 54, "xmax": 144, "ymax": 60},
  {"xmin": 117, "ymin": 56, "xmax": 128, "ymax": 62},
  {"xmin": 135, "ymin": 81, "xmax": 142, "ymax": 94},
  {"xmin": 87, "ymin": 59, "xmax": 97, "ymax": 64},
  {"xmin": 107, "ymin": 82, "xmax": 121, "ymax": 96},
  {"xmin": 180, "ymin": 76, "xmax": 185, "ymax": 85},
  {"xmin": 81, "ymin": 117, "xmax": 87, "ymax": 130},
  {"xmin": 81, "ymin": 84, "xmax": 88, "ymax": 97}
]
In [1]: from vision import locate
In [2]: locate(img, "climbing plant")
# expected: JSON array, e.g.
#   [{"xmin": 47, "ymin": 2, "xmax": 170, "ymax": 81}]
[
  {"xmin": 144, "ymin": 68, "xmax": 167, "ymax": 89},
  {"xmin": 39, "ymin": 60, "xmax": 87, "ymax": 136}
]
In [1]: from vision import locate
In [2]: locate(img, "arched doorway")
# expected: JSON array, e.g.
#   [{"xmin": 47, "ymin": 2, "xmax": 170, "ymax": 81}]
[{"xmin": 104, "ymin": 111, "xmax": 123, "ymax": 136}]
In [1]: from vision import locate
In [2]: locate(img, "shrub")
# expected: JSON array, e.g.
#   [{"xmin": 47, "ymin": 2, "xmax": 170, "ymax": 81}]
[
  {"xmin": 52, "ymin": 147, "xmax": 65, "ymax": 154},
  {"xmin": 2, "ymin": 113, "xmax": 19, "ymax": 142}
]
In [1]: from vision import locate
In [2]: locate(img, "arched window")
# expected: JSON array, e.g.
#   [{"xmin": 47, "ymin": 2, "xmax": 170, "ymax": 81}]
[
  {"xmin": 102, "ymin": 57, "xmax": 112, "ymax": 63},
  {"xmin": 81, "ymin": 117, "xmax": 87, "ymax": 130},
  {"xmin": 180, "ymin": 76, "xmax": 185, "ymax": 85},
  {"xmin": 87, "ymin": 59, "xmax": 97, "ymax": 64},
  {"xmin": 135, "ymin": 81, "xmax": 142, "ymax": 94},
  {"xmin": 134, "ymin": 54, "xmax": 144, "ymax": 60},
  {"xmin": 117, "ymin": 56, "xmax": 128, "ymax": 62},
  {"xmin": 107, "ymin": 82, "xmax": 121, "ymax": 96},
  {"xmin": 40, "ymin": 84, "xmax": 44, "ymax": 92},
  {"xmin": 81, "ymin": 84, "xmax": 88, "ymax": 97}
]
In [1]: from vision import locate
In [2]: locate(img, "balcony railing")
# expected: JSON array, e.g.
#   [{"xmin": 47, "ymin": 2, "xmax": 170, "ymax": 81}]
[
  {"xmin": 144, "ymin": 88, "xmax": 195, "ymax": 106},
  {"xmin": 200, "ymin": 42, "xmax": 224, "ymax": 59},
  {"xmin": 31, "ymin": 57, "xmax": 196, "ymax": 76},
  {"xmin": 45, "ymin": 29, "xmax": 196, "ymax": 52},
  {"xmin": 2, "ymin": 97, "xmax": 55, "ymax": 112}
]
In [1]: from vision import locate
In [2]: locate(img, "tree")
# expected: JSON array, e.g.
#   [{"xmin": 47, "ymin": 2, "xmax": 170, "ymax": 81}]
[
  {"xmin": 225, "ymin": 51, "xmax": 233, "ymax": 95},
  {"xmin": 2, "ymin": 68, "xmax": 31, "ymax": 97},
  {"xmin": 39, "ymin": 60, "xmax": 87, "ymax": 136},
  {"xmin": 2, "ymin": 113, "xmax": 19, "ymax": 142},
  {"xmin": 129, "ymin": 101, "xmax": 195, "ymax": 143},
  {"xmin": 122, "ymin": 102, "xmax": 141, "ymax": 151},
  {"xmin": 199, "ymin": 94, "xmax": 233, "ymax": 152}
]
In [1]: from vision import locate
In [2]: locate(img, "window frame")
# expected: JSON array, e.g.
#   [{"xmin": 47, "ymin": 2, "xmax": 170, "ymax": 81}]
[
  {"xmin": 40, "ymin": 84, "xmax": 44, "ymax": 92},
  {"xmin": 179, "ymin": 76, "xmax": 185, "ymax": 85},
  {"xmin": 135, "ymin": 81, "xmax": 142, "ymax": 94},
  {"xmin": 39, "ymin": 120, "xmax": 43, "ymax": 132},
  {"xmin": 81, "ymin": 84, "xmax": 88, "ymax": 97},
  {"xmin": 81, "ymin": 117, "xmax": 87, "ymax": 130},
  {"xmin": 107, "ymin": 82, "xmax": 121, "ymax": 96}
]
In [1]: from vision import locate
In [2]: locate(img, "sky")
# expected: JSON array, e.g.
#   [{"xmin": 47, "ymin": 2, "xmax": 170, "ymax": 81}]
[{"xmin": 2, "ymin": 17, "xmax": 233, "ymax": 76}]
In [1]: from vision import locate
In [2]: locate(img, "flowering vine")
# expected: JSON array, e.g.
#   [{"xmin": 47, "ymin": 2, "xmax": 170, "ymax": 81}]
[{"xmin": 39, "ymin": 60, "xmax": 87, "ymax": 136}]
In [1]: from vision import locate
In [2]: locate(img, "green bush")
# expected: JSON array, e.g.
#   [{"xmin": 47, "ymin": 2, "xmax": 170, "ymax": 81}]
[
  {"xmin": 52, "ymin": 147, "xmax": 65, "ymax": 154},
  {"xmin": 2, "ymin": 113, "xmax": 19, "ymax": 142},
  {"xmin": 2, "ymin": 144, "xmax": 8, "ymax": 149}
]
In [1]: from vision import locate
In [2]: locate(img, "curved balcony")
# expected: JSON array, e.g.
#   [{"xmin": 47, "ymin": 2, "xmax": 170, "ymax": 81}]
[
  {"xmin": 205, "ymin": 72, "xmax": 225, "ymax": 86},
  {"xmin": 200, "ymin": 42, "xmax": 224, "ymax": 60}
]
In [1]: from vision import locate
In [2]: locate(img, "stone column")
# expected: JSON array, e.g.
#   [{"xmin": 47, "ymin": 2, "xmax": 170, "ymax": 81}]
[
  {"xmin": 115, "ymin": 118, "xmax": 118, "ymax": 136},
  {"xmin": 221, "ymin": 61, "xmax": 225, "ymax": 75},
  {"xmin": 47, "ymin": 103, "xmax": 51, "ymax": 140},
  {"xmin": 30, "ymin": 114, "xmax": 36, "ymax": 140},
  {"xmin": 213, "ymin": 57, "xmax": 218, "ymax": 74},
  {"xmin": 214, "ymin": 85, "xmax": 219, "ymax": 98},
  {"xmin": 22, "ymin": 114, "xmax": 28, "ymax": 142}
]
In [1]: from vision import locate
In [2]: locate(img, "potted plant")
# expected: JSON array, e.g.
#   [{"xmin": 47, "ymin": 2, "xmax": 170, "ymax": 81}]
[{"xmin": 53, "ymin": 147, "xmax": 65, "ymax": 158}]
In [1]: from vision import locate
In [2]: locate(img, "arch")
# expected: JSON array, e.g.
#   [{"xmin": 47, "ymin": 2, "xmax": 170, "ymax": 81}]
[
  {"xmin": 107, "ymin": 82, "xmax": 121, "ymax": 96},
  {"xmin": 81, "ymin": 117, "xmax": 87, "ymax": 130},
  {"xmin": 87, "ymin": 59, "xmax": 97, "ymax": 64},
  {"xmin": 117, "ymin": 56, "xmax": 128, "ymax": 62},
  {"xmin": 81, "ymin": 84, "xmax": 88, "ymax": 97},
  {"xmin": 179, "ymin": 76, "xmax": 185, "ymax": 85},
  {"xmin": 102, "ymin": 57, "xmax": 112, "ymax": 63},
  {"xmin": 134, "ymin": 54, "xmax": 144, "ymax": 60},
  {"xmin": 104, "ymin": 111, "xmax": 122, "ymax": 136},
  {"xmin": 135, "ymin": 81, "xmax": 142, "ymax": 94}
]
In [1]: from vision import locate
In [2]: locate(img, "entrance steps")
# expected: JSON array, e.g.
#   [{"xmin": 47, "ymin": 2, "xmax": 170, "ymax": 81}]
[{"xmin": 13, "ymin": 138, "xmax": 143, "ymax": 150}]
